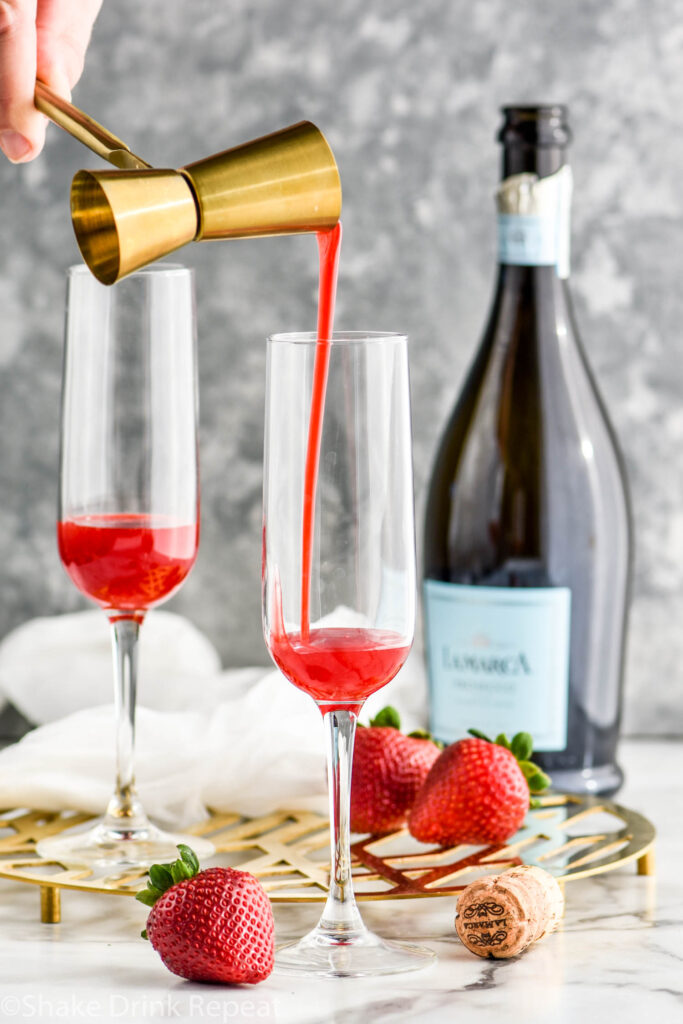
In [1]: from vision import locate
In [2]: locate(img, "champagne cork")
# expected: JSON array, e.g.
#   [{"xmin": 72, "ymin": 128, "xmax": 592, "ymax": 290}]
[
  {"xmin": 503, "ymin": 865, "xmax": 564, "ymax": 940},
  {"xmin": 455, "ymin": 866, "xmax": 564, "ymax": 958}
]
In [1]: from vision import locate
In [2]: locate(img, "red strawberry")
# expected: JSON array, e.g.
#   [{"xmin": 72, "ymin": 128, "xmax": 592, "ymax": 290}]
[
  {"xmin": 409, "ymin": 730, "xmax": 550, "ymax": 846},
  {"xmin": 136, "ymin": 845, "xmax": 274, "ymax": 984},
  {"xmin": 350, "ymin": 706, "xmax": 441, "ymax": 835}
]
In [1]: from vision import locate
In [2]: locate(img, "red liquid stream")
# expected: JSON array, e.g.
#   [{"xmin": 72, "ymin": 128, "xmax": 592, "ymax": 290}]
[
  {"xmin": 300, "ymin": 222, "xmax": 343, "ymax": 639},
  {"xmin": 269, "ymin": 627, "xmax": 410, "ymax": 715},
  {"xmin": 58, "ymin": 514, "xmax": 198, "ymax": 613}
]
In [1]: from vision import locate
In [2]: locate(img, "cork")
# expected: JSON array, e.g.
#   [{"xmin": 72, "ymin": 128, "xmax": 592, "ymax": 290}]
[
  {"xmin": 503, "ymin": 865, "xmax": 564, "ymax": 940},
  {"xmin": 455, "ymin": 866, "xmax": 564, "ymax": 958}
]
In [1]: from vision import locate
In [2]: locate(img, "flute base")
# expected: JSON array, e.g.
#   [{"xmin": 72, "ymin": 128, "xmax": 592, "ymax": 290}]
[
  {"xmin": 37, "ymin": 819, "xmax": 214, "ymax": 869},
  {"xmin": 275, "ymin": 926, "xmax": 435, "ymax": 978}
]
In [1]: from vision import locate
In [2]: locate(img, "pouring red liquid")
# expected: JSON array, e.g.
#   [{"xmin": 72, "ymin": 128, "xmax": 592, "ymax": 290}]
[
  {"xmin": 300, "ymin": 222, "xmax": 342, "ymax": 639},
  {"xmin": 268, "ymin": 224, "xmax": 410, "ymax": 711}
]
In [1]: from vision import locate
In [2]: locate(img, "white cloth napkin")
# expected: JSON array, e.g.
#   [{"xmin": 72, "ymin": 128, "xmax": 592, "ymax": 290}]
[
  {"xmin": 0, "ymin": 612, "xmax": 428, "ymax": 825},
  {"xmin": 0, "ymin": 610, "xmax": 222, "ymax": 724}
]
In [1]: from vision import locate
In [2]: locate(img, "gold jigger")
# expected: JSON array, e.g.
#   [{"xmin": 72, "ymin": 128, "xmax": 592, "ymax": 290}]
[
  {"xmin": 70, "ymin": 122, "xmax": 341, "ymax": 284},
  {"xmin": 70, "ymin": 170, "xmax": 198, "ymax": 285},
  {"xmin": 35, "ymin": 83, "xmax": 341, "ymax": 284},
  {"xmin": 35, "ymin": 84, "xmax": 340, "ymax": 283}
]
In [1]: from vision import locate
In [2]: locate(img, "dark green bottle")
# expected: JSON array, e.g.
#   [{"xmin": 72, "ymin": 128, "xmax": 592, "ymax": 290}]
[{"xmin": 423, "ymin": 106, "xmax": 632, "ymax": 796}]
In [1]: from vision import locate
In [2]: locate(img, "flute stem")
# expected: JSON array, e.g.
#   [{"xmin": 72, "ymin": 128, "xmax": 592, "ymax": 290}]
[
  {"xmin": 103, "ymin": 614, "xmax": 148, "ymax": 832},
  {"xmin": 317, "ymin": 708, "xmax": 365, "ymax": 937}
]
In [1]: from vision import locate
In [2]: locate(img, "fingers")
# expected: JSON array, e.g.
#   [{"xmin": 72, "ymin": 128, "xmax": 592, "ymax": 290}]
[
  {"xmin": 0, "ymin": 0, "xmax": 102, "ymax": 162},
  {"xmin": 36, "ymin": 0, "xmax": 102, "ymax": 93},
  {"xmin": 0, "ymin": 0, "xmax": 45, "ymax": 162}
]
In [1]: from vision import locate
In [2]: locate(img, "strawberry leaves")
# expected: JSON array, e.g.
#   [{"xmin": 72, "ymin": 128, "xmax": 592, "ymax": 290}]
[
  {"xmin": 136, "ymin": 844, "xmax": 201, "ymax": 915},
  {"xmin": 368, "ymin": 706, "xmax": 401, "ymax": 729},
  {"xmin": 136, "ymin": 887, "xmax": 163, "ymax": 909},
  {"xmin": 518, "ymin": 760, "xmax": 551, "ymax": 794},
  {"xmin": 177, "ymin": 844, "xmax": 200, "ymax": 873},
  {"xmin": 467, "ymin": 728, "xmax": 492, "ymax": 742},
  {"xmin": 149, "ymin": 864, "xmax": 173, "ymax": 891},
  {"xmin": 365, "ymin": 706, "xmax": 440, "ymax": 745},
  {"xmin": 510, "ymin": 732, "xmax": 533, "ymax": 762},
  {"xmin": 467, "ymin": 728, "xmax": 551, "ymax": 795}
]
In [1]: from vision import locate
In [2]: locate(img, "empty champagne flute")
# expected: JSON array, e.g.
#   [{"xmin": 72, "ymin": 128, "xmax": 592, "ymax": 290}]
[
  {"xmin": 262, "ymin": 332, "xmax": 435, "ymax": 976},
  {"xmin": 38, "ymin": 264, "xmax": 213, "ymax": 868}
]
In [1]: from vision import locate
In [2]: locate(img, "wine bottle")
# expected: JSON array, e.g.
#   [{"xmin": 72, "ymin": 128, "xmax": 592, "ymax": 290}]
[{"xmin": 422, "ymin": 106, "xmax": 632, "ymax": 796}]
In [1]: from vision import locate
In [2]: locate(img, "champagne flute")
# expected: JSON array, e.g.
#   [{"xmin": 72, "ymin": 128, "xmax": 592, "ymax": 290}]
[
  {"xmin": 38, "ymin": 264, "xmax": 213, "ymax": 868},
  {"xmin": 262, "ymin": 332, "xmax": 435, "ymax": 976}
]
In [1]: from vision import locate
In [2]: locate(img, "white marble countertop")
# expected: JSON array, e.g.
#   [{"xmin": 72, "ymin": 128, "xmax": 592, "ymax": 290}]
[{"xmin": 0, "ymin": 739, "xmax": 680, "ymax": 1023}]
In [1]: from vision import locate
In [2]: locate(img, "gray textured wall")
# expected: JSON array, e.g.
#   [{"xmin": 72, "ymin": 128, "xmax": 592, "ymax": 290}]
[{"xmin": 0, "ymin": 0, "xmax": 681, "ymax": 735}]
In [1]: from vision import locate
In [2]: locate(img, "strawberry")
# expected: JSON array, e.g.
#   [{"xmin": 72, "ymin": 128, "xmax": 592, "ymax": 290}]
[
  {"xmin": 408, "ymin": 729, "xmax": 550, "ymax": 847},
  {"xmin": 136, "ymin": 845, "xmax": 274, "ymax": 985},
  {"xmin": 350, "ymin": 706, "xmax": 441, "ymax": 835}
]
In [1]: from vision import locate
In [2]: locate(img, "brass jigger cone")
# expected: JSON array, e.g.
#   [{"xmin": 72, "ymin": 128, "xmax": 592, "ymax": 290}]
[{"xmin": 71, "ymin": 121, "xmax": 341, "ymax": 285}]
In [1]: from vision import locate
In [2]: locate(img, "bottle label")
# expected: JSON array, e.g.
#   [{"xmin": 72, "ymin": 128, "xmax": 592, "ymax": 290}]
[
  {"xmin": 496, "ymin": 166, "xmax": 572, "ymax": 278},
  {"xmin": 423, "ymin": 580, "xmax": 571, "ymax": 750},
  {"xmin": 497, "ymin": 214, "xmax": 558, "ymax": 268}
]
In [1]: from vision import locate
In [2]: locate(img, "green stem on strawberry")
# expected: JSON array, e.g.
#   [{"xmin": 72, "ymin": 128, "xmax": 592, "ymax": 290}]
[{"xmin": 467, "ymin": 728, "xmax": 551, "ymax": 797}]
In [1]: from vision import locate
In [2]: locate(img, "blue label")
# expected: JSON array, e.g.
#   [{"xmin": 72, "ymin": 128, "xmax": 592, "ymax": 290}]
[
  {"xmin": 498, "ymin": 214, "xmax": 558, "ymax": 267},
  {"xmin": 424, "ymin": 581, "xmax": 570, "ymax": 750}
]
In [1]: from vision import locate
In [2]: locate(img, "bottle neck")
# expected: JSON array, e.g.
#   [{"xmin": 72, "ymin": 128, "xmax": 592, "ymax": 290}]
[
  {"xmin": 496, "ymin": 158, "xmax": 572, "ymax": 279},
  {"xmin": 491, "ymin": 265, "xmax": 570, "ymax": 326},
  {"xmin": 502, "ymin": 144, "xmax": 567, "ymax": 178}
]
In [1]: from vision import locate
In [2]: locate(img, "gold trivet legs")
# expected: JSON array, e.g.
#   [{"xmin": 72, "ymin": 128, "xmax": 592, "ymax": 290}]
[
  {"xmin": 40, "ymin": 885, "xmax": 61, "ymax": 924},
  {"xmin": 637, "ymin": 848, "xmax": 656, "ymax": 876}
]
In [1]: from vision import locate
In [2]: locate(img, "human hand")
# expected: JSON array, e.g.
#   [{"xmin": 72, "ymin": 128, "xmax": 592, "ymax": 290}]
[{"xmin": 0, "ymin": 0, "xmax": 102, "ymax": 162}]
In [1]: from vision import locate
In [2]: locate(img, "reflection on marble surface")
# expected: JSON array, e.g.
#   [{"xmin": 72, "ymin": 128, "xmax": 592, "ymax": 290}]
[
  {"xmin": 0, "ymin": 741, "xmax": 680, "ymax": 1022},
  {"xmin": 0, "ymin": 2, "xmax": 682, "ymax": 734}
]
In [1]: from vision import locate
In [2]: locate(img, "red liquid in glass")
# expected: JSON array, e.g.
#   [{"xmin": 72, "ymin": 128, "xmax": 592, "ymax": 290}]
[
  {"xmin": 58, "ymin": 514, "xmax": 198, "ymax": 612},
  {"xmin": 269, "ymin": 627, "xmax": 410, "ymax": 714}
]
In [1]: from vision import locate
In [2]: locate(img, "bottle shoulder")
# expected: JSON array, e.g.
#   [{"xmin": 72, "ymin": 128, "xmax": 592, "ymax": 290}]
[
  {"xmin": 427, "ymin": 270, "xmax": 628, "ymax": 483},
  {"xmin": 423, "ymin": 269, "xmax": 632, "ymax": 580}
]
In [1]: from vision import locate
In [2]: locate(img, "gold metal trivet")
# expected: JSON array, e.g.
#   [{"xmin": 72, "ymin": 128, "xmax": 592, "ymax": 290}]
[{"xmin": 0, "ymin": 795, "xmax": 655, "ymax": 923}]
